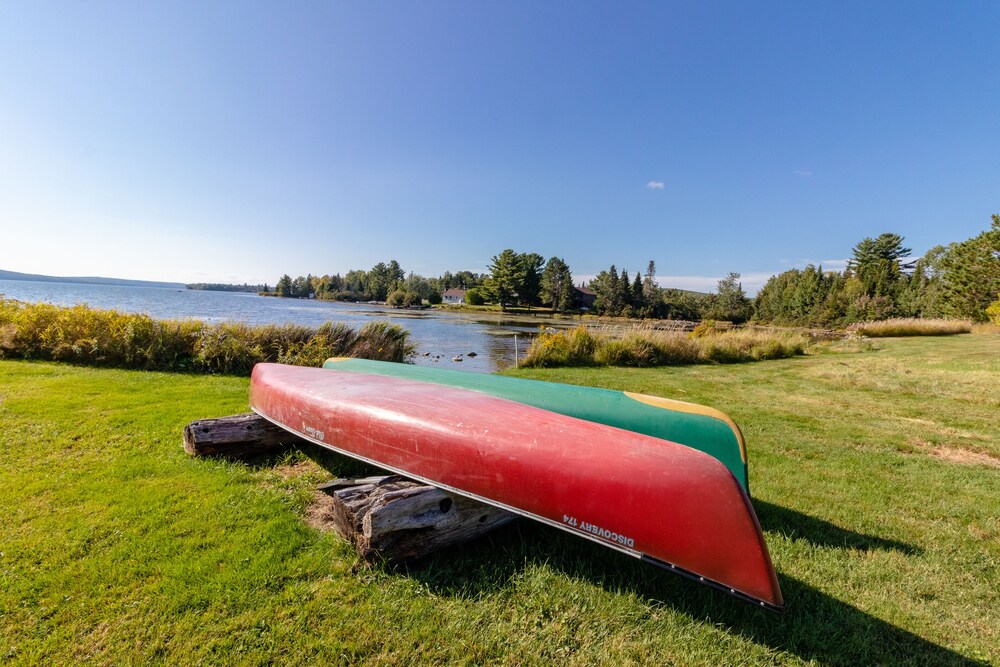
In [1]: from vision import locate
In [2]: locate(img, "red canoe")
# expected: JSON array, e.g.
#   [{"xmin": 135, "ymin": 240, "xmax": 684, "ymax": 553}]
[{"xmin": 249, "ymin": 363, "xmax": 783, "ymax": 610}]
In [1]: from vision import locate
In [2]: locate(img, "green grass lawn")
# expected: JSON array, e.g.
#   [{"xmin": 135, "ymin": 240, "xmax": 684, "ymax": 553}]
[{"xmin": 1, "ymin": 334, "xmax": 997, "ymax": 665}]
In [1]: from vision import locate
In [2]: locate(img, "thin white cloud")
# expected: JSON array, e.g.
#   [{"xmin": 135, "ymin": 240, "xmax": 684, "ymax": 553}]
[
  {"xmin": 793, "ymin": 169, "xmax": 813, "ymax": 177},
  {"xmin": 820, "ymin": 258, "xmax": 849, "ymax": 270},
  {"xmin": 646, "ymin": 180, "xmax": 665, "ymax": 190},
  {"xmin": 779, "ymin": 258, "xmax": 849, "ymax": 271}
]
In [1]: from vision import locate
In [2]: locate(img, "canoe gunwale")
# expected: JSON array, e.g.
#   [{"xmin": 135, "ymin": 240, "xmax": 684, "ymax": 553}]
[{"xmin": 250, "ymin": 403, "xmax": 785, "ymax": 613}]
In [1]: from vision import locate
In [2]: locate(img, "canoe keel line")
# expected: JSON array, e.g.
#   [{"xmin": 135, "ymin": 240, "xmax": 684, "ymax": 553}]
[
  {"xmin": 322, "ymin": 357, "xmax": 751, "ymax": 493},
  {"xmin": 249, "ymin": 363, "xmax": 784, "ymax": 611}
]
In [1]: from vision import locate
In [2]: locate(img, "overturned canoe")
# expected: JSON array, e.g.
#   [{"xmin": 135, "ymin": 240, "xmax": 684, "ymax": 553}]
[
  {"xmin": 249, "ymin": 363, "xmax": 783, "ymax": 610},
  {"xmin": 322, "ymin": 357, "xmax": 750, "ymax": 492}
]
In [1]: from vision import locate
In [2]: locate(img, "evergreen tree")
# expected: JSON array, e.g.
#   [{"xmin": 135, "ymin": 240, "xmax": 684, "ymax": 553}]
[
  {"xmin": 938, "ymin": 214, "xmax": 1000, "ymax": 321},
  {"xmin": 707, "ymin": 273, "xmax": 752, "ymax": 323},
  {"xmin": 541, "ymin": 257, "xmax": 574, "ymax": 312},
  {"xmin": 387, "ymin": 260, "xmax": 405, "ymax": 286},
  {"xmin": 275, "ymin": 274, "xmax": 293, "ymax": 297},
  {"xmin": 292, "ymin": 275, "xmax": 311, "ymax": 298},
  {"xmin": 606, "ymin": 265, "xmax": 621, "ymax": 315},
  {"xmin": 617, "ymin": 267, "xmax": 633, "ymax": 314},
  {"xmin": 661, "ymin": 289, "xmax": 704, "ymax": 321},
  {"xmin": 368, "ymin": 262, "xmax": 390, "ymax": 301},
  {"xmin": 849, "ymin": 233, "xmax": 911, "ymax": 298},
  {"xmin": 561, "ymin": 270, "xmax": 577, "ymax": 311},
  {"xmin": 519, "ymin": 252, "xmax": 545, "ymax": 308},
  {"xmin": 631, "ymin": 272, "xmax": 644, "ymax": 313},
  {"xmin": 484, "ymin": 249, "xmax": 525, "ymax": 311},
  {"xmin": 589, "ymin": 265, "xmax": 622, "ymax": 315},
  {"xmin": 642, "ymin": 260, "xmax": 659, "ymax": 302}
]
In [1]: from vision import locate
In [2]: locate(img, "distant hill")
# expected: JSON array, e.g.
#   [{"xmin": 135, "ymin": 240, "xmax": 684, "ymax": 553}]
[{"xmin": 0, "ymin": 269, "xmax": 185, "ymax": 289}]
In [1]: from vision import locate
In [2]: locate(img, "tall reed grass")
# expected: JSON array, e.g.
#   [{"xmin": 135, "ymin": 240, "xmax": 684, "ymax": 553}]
[
  {"xmin": 520, "ymin": 325, "xmax": 808, "ymax": 368},
  {"xmin": 0, "ymin": 298, "xmax": 415, "ymax": 374},
  {"xmin": 846, "ymin": 318, "xmax": 972, "ymax": 337}
]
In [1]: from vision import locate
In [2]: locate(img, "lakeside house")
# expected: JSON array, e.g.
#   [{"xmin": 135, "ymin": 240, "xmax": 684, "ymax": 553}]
[
  {"xmin": 574, "ymin": 285, "xmax": 596, "ymax": 310},
  {"xmin": 442, "ymin": 288, "xmax": 466, "ymax": 304}
]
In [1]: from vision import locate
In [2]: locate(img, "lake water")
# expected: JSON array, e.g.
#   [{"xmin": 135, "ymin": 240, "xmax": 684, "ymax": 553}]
[{"xmin": 0, "ymin": 279, "xmax": 578, "ymax": 372}]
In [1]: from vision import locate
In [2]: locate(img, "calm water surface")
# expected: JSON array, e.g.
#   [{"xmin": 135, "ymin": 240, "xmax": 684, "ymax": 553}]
[{"xmin": 0, "ymin": 279, "xmax": 576, "ymax": 372}]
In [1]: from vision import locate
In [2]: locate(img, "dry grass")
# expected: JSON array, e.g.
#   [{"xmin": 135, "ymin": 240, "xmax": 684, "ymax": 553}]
[
  {"xmin": 521, "ymin": 325, "xmax": 808, "ymax": 368},
  {"xmin": 846, "ymin": 318, "xmax": 972, "ymax": 337},
  {"xmin": 972, "ymin": 322, "xmax": 1000, "ymax": 335}
]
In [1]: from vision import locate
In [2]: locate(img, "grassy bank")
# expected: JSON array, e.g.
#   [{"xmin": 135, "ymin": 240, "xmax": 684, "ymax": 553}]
[
  {"xmin": 1, "ymin": 333, "xmax": 998, "ymax": 664},
  {"xmin": 0, "ymin": 298, "xmax": 414, "ymax": 374}
]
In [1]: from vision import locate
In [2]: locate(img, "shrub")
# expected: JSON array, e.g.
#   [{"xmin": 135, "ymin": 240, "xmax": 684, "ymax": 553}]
[
  {"xmin": 464, "ymin": 288, "xmax": 485, "ymax": 306},
  {"xmin": 347, "ymin": 321, "xmax": 415, "ymax": 363},
  {"xmin": 521, "ymin": 326, "xmax": 599, "ymax": 368},
  {"xmin": 386, "ymin": 290, "xmax": 406, "ymax": 307},
  {"xmin": 427, "ymin": 290, "xmax": 442, "ymax": 305},
  {"xmin": 986, "ymin": 294, "xmax": 1000, "ymax": 325},
  {"xmin": 689, "ymin": 320, "xmax": 731, "ymax": 338},
  {"xmin": 404, "ymin": 291, "xmax": 423, "ymax": 307}
]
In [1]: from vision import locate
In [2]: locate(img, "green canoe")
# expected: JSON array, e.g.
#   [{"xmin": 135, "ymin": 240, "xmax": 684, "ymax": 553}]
[{"xmin": 322, "ymin": 357, "xmax": 750, "ymax": 493}]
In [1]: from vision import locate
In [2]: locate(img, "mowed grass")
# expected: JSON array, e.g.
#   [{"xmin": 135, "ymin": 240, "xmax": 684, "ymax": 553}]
[{"xmin": 1, "ymin": 333, "xmax": 998, "ymax": 665}]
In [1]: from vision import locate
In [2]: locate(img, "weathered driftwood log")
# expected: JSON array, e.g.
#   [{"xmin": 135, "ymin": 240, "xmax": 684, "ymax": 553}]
[
  {"xmin": 317, "ymin": 475, "xmax": 516, "ymax": 564},
  {"xmin": 184, "ymin": 416, "xmax": 514, "ymax": 561},
  {"xmin": 183, "ymin": 412, "xmax": 307, "ymax": 460}
]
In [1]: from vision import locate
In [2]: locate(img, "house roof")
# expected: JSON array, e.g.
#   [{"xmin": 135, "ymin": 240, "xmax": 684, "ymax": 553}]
[
  {"xmin": 442, "ymin": 288, "xmax": 467, "ymax": 297},
  {"xmin": 574, "ymin": 286, "xmax": 596, "ymax": 296}
]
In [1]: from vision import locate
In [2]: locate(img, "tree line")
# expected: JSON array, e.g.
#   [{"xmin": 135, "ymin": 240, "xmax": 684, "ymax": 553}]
[
  {"xmin": 265, "ymin": 214, "xmax": 1000, "ymax": 324},
  {"xmin": 755, "ymin": 216, "xmax": 1000, "ymax": 325},
  {"xmin": 187, "ymin": 282, "xmax": 269, "ymax": 293},
  {"xmin": 267, "ymin": 261, "xmax": 487, "ymax": 305}
]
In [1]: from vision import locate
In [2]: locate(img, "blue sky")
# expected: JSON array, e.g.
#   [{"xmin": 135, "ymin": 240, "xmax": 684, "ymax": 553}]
[{"xmin": 1, "ymin": 2, "xmax": 997, "ymax": 293}]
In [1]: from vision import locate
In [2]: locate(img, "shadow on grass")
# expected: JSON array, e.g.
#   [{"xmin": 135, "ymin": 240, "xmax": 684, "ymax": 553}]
[
  {"xmin": 753, "ymin": 499, "xmax": 922, "ymax": 555},
  {"xmin": 410, "ymin": 521, "xmax": 983, "ymax": 666},
  {"xmin": 289, "ymin": 444, "xmax": 980, "ymax": 665}
]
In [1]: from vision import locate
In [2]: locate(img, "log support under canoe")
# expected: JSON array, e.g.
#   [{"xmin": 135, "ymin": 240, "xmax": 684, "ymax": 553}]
[
  {"xmin": 317, "ymin": 475, "xmax": 515, "ymax": 564},
  {"xmin": 183, "ymin": 412, "xmax": 306, "ymax": 460},
  {"xmin": 183, "ymin": 414, "xmax": 514, "ymax": 564}
]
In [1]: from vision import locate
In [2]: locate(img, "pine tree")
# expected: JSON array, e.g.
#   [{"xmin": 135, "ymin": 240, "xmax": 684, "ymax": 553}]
[
  {"xmin": 607, "ymin": 265, "xmax": 621, "ymax": 315},
  {"xmin": 938, "ymin": 214, "xmax": 1000, "ymax": 321},
  {"xmin": 519, "ymin": 253, "xmax": 545, "ymax": 308},
  {"xmin": 617, "ymin": 267, "xmax": 633, "ymax": 314},
  {"xmin": 275, "ymin": 274, "xmax": 293, "ymax": 297},
  {"xmin": 643, "ymin": 260, "xmax": 658, "ymax": 299},
  {"xmin": 541, "ymin": 257, "xmax": 574, "ymax": 312},
  {"xmin": 632, "ymin": 272, "xmax": 644, "ymax": 313},
  {"xmin": 849, "ymin": 233, "xmax": 911, "ymax": 298},
  {"xmin": 484, "ymin": 249, "xmax": 525, "ymax": 311}
]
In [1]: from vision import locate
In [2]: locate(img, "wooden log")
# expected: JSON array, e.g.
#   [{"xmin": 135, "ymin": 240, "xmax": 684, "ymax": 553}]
[
  {"xmin": 183, "ymin": 413, "xmax": 307, "ymax": 460},
  {"xmin": 318, "ymin": 475, "xmax": 516, "ymax": 564},
  {"xmin": 184, "ymin": 416, "xmax": 514, "ymax": 561}
]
